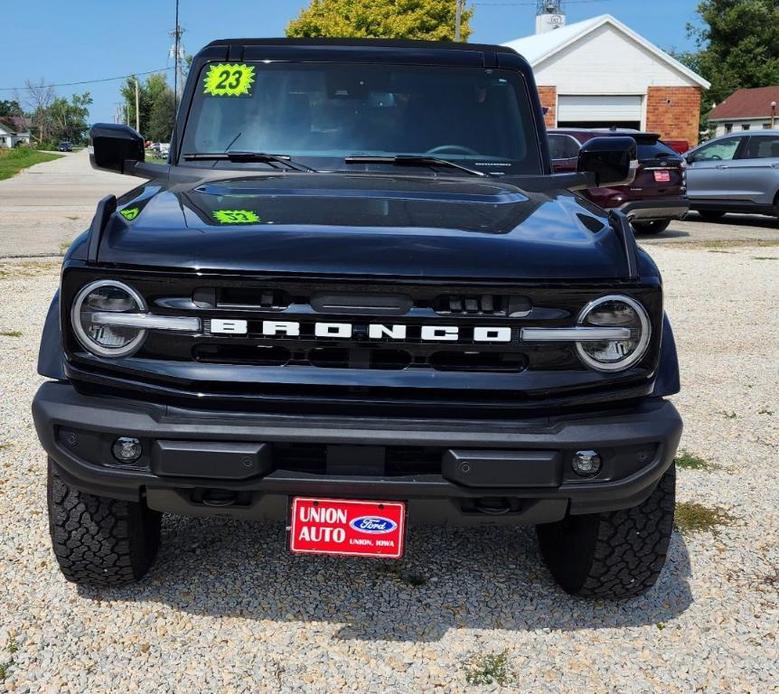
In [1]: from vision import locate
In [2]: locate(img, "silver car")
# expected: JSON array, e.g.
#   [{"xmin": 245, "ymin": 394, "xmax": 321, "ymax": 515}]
[{"xmin": 685, "ymin": 129, "xmax": 779, "ymax": 222}]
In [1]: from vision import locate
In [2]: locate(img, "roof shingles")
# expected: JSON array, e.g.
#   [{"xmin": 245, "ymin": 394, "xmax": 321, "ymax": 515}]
[{"xmin": 709, "ymin": 86, "xmax": 779, "ymax": 121}]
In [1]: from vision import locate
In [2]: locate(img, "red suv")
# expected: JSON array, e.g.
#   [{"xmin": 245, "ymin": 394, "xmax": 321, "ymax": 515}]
[{"xmin": 549, "ymin": 129, "xmax": 688, "ymax": 234}]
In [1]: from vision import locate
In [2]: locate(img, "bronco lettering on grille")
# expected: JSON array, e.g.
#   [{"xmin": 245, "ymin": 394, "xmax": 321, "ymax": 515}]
[{"xmin": 209, "ymin": 320, "xmax": 514, "ymax": 343}]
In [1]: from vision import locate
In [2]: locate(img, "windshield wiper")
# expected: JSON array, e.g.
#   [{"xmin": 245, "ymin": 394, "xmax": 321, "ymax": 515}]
[
  {"xmin": 344, "ymin": 155, "xmax": 487, "ymax": 177},
  {"xmin": 182, "ymin": 152, "xmax": 317, "ymax": 172}
]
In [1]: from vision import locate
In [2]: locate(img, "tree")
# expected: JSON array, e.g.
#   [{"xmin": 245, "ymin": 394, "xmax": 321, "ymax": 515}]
[
  {"xmin": 47, "ymin": 93, "xmax": 92, "ymax": 144},
  {"xmin": 120, "ymin": 73, "xmax": 176, "ymax": 139},
  {"xmin": 0, "ymin": 100, "xmax": 22, "ymax": 117},
  {"xmin": 286, "ymin": 0, "xmax": 473, "ymax": 41},
  {"xmin": 681, "ymin": 0, "xmax": 779, "ymax": 111},
  {"xmin": 19, "ymin": 79, "xmax": 56, "ymax": 144},
  {"xmin": 147, "ymin": 87, "xmax": 175, "ymax": 141}
]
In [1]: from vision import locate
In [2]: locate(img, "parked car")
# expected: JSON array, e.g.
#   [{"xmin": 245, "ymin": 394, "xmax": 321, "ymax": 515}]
[
  {"xmin": 33, "ymin": 38, "xmax": 682, "ymax": 599},
  {"xmin": 57, "ymin": 141, "xmax": 73, "ymax": 152},
  {"xmin": 158, "ymin": 142, "xmax": 170, "ymax": 157},
  {"xmin": 662, "ymin": 139, "xmax": 689, "ymax": 155},
  {"xmin": 684, "ymin": 130, "xmax": 779, "ymax": 222},
  {"xmin": 550, "ymin": 129, "xmax": 688, "ymax": 234}
]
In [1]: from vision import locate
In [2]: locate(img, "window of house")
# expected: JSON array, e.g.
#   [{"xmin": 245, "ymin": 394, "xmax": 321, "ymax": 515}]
[
  {"xmin": 742, "ymin": 124, "xmax": 751, "ymax": 131},
  {"xmin": 725, "ymin": 123, "xmax": 733, "ymax": 133}
]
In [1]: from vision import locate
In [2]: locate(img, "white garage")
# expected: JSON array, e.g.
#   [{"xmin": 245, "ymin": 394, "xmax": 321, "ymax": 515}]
[
  {"xmin": 556, "ymin": 95, "xmax": 643, "ymax": 129},
  {"xmin": 503, "ymin": 13, "xmax": 710, "ymax": 145}
]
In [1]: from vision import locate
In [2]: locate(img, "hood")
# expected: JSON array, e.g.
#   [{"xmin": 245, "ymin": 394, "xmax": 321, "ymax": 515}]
[{"xmin": 98, "ymin": 173, "xmax": 628, "ymax": 280}]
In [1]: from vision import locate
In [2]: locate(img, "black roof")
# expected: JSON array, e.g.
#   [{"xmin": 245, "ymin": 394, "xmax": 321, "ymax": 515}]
[{"xmin": 204, "ymin": 37, "xmax": 517, "ymax": 53}]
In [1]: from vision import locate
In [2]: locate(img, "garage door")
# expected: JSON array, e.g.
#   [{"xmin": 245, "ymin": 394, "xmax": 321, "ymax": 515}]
[{"xmin": 557, "ymin": 95, "xmax": 643, "ymax": 124}]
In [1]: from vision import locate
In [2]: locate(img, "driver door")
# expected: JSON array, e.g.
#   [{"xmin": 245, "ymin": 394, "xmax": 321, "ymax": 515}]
[{"xmin": 685, "ymin": 136, "xmax": 748, "ymax": 202}]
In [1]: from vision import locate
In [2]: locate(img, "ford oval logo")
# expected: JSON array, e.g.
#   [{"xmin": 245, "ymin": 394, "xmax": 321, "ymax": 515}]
[{"xmin": 349, "ymin": 516, "xmax": 397, "ymax": 534}]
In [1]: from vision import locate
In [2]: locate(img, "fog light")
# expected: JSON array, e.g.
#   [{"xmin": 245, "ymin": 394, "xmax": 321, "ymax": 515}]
[
  {"xmin": 572, "ymin": 450, "xmax": 601, "ymax": 477},
  {"xmin": 112, "ymin": 436, "xmax": 142, "ymax": 463}
]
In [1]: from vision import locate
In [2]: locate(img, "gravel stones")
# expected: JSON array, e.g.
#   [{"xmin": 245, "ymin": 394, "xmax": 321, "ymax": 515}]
[{"xmin": 0, "ymin": 242, "xmax": 777, "ymax": 692}]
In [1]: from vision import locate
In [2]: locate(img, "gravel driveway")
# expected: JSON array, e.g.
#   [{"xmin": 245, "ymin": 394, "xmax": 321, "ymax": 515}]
[{"xmin": 0, "ymin": 242, "xmax": 777, "ymax": 692}]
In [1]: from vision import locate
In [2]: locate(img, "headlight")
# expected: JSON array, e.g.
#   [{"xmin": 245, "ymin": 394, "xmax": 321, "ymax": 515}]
[
  {"xmin": 71, "ymin": 280, "xmax": 147, "ymax": 357},
  {"xmin": 575, "ymin": 295, "xmax": 651, "ymax": 372}
]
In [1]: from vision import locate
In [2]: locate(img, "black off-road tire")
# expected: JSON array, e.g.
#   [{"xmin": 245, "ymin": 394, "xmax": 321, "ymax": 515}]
[
  {"xmin": 698, "ymin": 210, "xmax": 725, "ymax": 222},
  {"xmin": 47, "ymin": 461, "xmax": 161, "ymax": 586},
  {"xmin": 537, "ymin": 464, "xmax": 675, "ymax": 599},
  {"xmin": 632, "ymin": 220, "xmax": 671, "ymax": 235}
]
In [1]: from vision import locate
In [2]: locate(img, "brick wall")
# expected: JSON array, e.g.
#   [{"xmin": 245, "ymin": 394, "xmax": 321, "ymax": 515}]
[
  {"xmin": 537, "ymin": 86, "xmax": 557, "ymax": 128},
  {"xmin": 645, "ymin": 86, "xmax": 702, "ymax": 146}
]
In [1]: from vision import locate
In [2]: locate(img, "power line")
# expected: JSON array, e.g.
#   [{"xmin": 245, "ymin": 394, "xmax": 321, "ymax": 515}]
[{"xmin": 0, "ymin": 67, "xmax": 174, "ymax": 92}]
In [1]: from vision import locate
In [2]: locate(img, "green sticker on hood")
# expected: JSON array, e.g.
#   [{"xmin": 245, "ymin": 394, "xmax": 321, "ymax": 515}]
[
  {"xmin": 119, "ymin": 207, "xmax": 140, "ymax": 221},
  {"xmin": 213, "ymin": 209, "xmax": 261, "ymax": 224}
]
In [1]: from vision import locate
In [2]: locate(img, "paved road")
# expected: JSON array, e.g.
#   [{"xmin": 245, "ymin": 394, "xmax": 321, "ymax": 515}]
[
  {"xmin": 0, "ymin": 151, "xmax": 776, "ymax": 257},
  {"xmin": 0, "ymin": 149, "xmax": 136, "ymax": 258}
]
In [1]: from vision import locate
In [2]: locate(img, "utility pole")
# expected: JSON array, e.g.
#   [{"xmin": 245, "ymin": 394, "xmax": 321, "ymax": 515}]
[
  {"xmin": 170, "ymin": 0, "xmax": 185, "ymax": 111},
  {"xmin": 134, "ymin": 78, "xmax": 140, "ymax": 134},
  {"xmin": 454, "ymin": 0, "xmax": 463, "ymax": 42}
]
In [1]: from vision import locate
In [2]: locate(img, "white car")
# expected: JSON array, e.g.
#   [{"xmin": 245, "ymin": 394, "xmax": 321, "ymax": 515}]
[{"xmin": 158, "ymin": 142, "xmax": 171, "ymax": 157}]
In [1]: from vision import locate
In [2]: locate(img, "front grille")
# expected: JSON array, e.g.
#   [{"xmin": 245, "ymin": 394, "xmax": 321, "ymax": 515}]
[{"xmin": 62, "ymin": 268, "xmax": 663, "ymax": 415}]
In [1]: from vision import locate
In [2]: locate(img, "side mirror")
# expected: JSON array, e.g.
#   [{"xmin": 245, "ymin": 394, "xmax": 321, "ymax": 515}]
[
  {"xmin": 577, "ymin": 136, "xmax": 637, "ymax": 187},
  {"xmin": 89, "ymin": 123, "xmax": 144, "ymax": 175}
]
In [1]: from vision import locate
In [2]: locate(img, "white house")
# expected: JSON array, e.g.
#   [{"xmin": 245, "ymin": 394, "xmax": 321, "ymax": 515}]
[
  {"xmin": 708, "ymin": 86, "xmax": 779, "ymax": 136},
  {"xmin": 0, "ymin": 117, "xmax": 32, "ymax": 148},
  {"xmin": 503, "ymin": 11, "xmax": 710, "ymax": 145}
]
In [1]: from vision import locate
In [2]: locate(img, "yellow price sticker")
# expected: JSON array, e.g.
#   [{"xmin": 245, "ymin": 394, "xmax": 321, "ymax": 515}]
[
  {"xmin": 203, "ymin": 63, "xmax": 255, "ymax": 97},
  {"xmin": 213, "ymin": 209, "xmax": 261, "ymax": 224},
  {"xmin": 119, "ymin": 207, "xmax": 139, "ymax": 221}
]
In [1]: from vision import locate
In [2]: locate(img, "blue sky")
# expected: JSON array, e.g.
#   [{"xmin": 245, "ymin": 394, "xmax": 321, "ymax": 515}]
[{"xmin": 0, "ymin": 1, "xmax": 702, "ymax": 124}]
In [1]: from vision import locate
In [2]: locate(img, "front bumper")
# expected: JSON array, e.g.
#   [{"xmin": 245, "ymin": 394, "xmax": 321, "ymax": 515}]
[
  {"xmin": 33, "ymin": 382, "xmax": 682, "ymax": 526},
  {"xmin": 620, "ymin": 199, "xmax": 689, "ymax": 222}
]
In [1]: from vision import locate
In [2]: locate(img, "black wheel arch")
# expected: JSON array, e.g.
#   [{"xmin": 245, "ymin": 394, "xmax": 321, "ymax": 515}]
[
  {"xmin": 651, "ymin": 312, "xmax": 680, "ymax": 397},
  {"xmin": 38, "ymin": 290, "xmax": 65, "ymax": 380}
]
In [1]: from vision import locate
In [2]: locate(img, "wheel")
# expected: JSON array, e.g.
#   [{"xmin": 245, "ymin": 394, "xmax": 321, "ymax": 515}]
[
  {"xmin": 47, "ymin": 461, "xmax": 161, "ymax": 586},
  {"xmin": 537, "ymin": 463, "xmax": 675, "ymax": 599},
  {"xmin": 698, "ymin": 210, "xmax": 725, "ymax": 222},
  {"xmin": 632, "ymin": 220, "xmax": 671, "ymax": 235}
]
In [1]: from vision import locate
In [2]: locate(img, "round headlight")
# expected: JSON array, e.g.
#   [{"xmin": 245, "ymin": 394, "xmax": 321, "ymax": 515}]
[
  {"xmin": 71, "ymin": 280, "xmax": 147, "ymax": 357},
  {"xmin": 576, "ymin": 295, "xmax": 651, "ymax": 372}
]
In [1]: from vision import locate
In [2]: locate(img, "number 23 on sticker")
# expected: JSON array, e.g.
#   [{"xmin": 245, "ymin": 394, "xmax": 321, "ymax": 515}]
[{"xmin": 203, "ymin": 63, "xmax": 255, "ymax": 97}]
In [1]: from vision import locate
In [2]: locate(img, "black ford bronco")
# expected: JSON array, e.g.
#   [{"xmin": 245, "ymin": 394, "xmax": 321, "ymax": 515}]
[{"xmin": 33, "ymin": 38, "xmax": 682, "ymax": 598}]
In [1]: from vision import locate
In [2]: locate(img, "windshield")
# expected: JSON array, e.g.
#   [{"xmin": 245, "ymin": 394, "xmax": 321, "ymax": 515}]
[{"xmin": 180, "ymin": 62, "xmax": 541, "ymax": 175}]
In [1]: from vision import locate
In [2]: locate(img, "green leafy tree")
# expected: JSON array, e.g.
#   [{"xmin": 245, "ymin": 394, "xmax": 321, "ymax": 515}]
[
  {"xmin": 0, "ymin": 100, "xmax": 23, "ymax": 117},
  {"xmin": 147, "ymin": 87, "xmax": 176, "ymax": 142},
  {"xmin": 120, "ymin": 73, "xmax": 175, "ymax": 138},
  {"xmin": 287, "ymin": 0, "xmax": 473, "ymax": 41},
  {"xmin": 47, "ymin": 92, "xmax": 92, "ymax": 144},
  {"xmin": 680, "ymin": 0, "xmax": 779, "ymax": 112}
]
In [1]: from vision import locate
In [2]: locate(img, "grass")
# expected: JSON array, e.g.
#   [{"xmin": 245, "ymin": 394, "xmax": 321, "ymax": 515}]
[
  {"xmin": 0, "ymin": 260, "xmax": 59, "ymax": 281},
  {"xmin": 675, "ymin": 450, "xmax": 716, "ymax": 471},
  {"xmin": 0, "ymin": 331, "xmax": 21, "ymax": 338},
  {"xmin": 464, "ymin": 650, "xmax": 510, "ymax": 686},
  {"xmin": 0, "ymin": 637, "xmax": 17, "ymax": 682},
  {"xmin": 675, "ymin": 501, "xmax": 734, "ymax": 535},
  {"xmin": 0, "ymin": 148, "xmax": 62, "ymax": 181}
]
